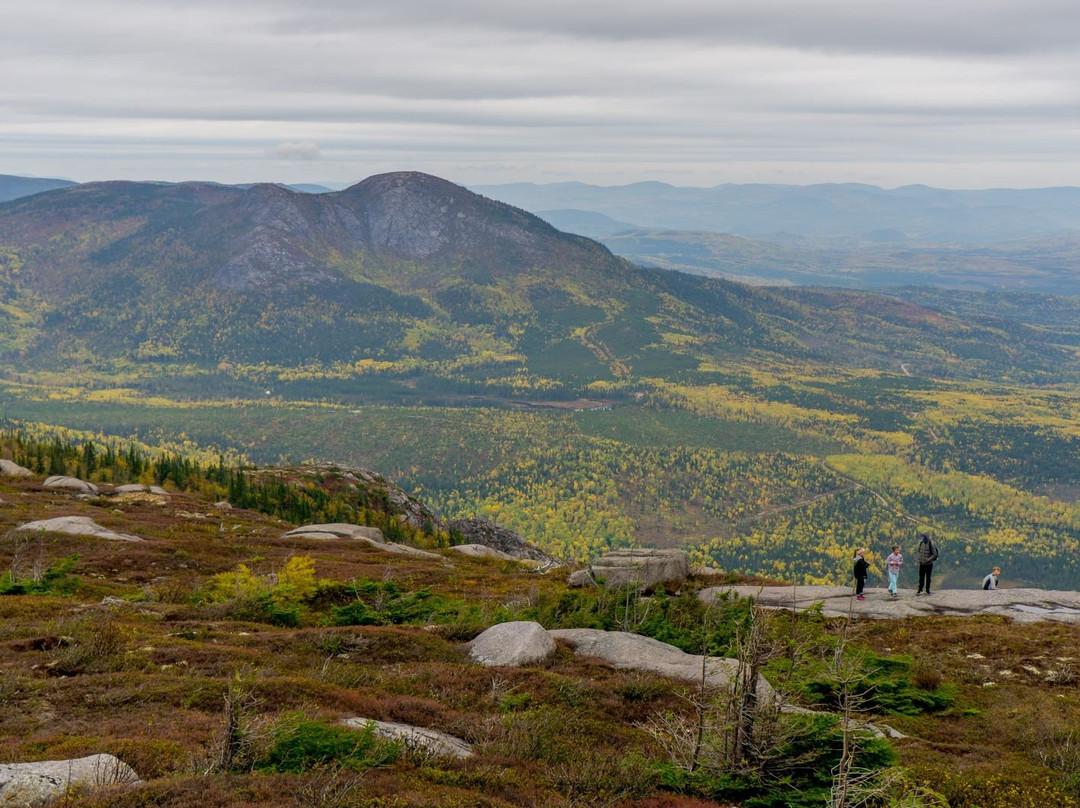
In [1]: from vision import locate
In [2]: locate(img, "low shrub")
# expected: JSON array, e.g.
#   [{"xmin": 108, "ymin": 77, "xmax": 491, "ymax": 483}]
[
  {"xmin": 798, "ymin": 653, "xmax": 954, "ymax": 716},
  {"xmin": 0, "ymin": 554, "xmax": 81, "ymax": 596},
  {"xmin": 258, "ymin": 719, "xmax": 401, "ymax": 773},
  {"xmin": 324, "ymin": 579, "xmax": 457, "ymax": 626}
]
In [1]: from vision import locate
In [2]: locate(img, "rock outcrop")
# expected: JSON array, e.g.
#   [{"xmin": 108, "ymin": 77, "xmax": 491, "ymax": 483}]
[
  {"xmin": 704, "ymin": 584, "xmax": 1080, "ymax": 625},
  {"xmin": 16, "ymin": 516, "xmax": 143, "ymax": 542},
  {"xmin": 566, "ymin": 569, "xmax": 598, "ymax": 588},
  {"xmin": 549, "ymin": 628, "xmax": 771, "ymax": 698},
  {"xmin": 448, "ymin": 517, "xmax": 561, "ymax": 565},
  {"xmin": 283, "ymin": 523, "xmax": 385, "ymax": 542},
  {"xmin": 285, "ymin": 464, "xmax": 448, "ymax": 534},
  {"xmin": 114, "ymin": 484, "xmax": 169, "ymax": 495},
  {"xmin": 0, "ymin": 754, "xmax": 139, "ymax": 806},
  {"xmin": 283, "ymin": 523, "xmax": 440, "ymax": 559},
  {"xmin": 42, "ymin": 476, "xmax": 99, "ymax": 494},
  {"xmin": 448, "ymin": 543, "xmax": 516, "ymax": 561},
  {"xmin": 468, "ymin": 621, "xmax": 556, "ymax": 667},
  {"xmin": 588, "ymin": 548, "xmax": 689, "ymax": 589},
  {"xmin": 340, "ymin": 718, "xmax": 473, "ymax": 759},
  {"xmin": 0, "ymin": 459, "xmax": 32, "ymax": 477}
]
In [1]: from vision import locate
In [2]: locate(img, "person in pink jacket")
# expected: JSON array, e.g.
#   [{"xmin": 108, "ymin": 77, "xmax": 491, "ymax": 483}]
[{"xmin": 885, "ymin": 545, "xmax": 903, "ymax": 599}]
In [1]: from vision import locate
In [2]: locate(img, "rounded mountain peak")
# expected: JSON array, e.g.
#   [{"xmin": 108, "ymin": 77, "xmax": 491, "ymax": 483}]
[{"xmin": 335, "ymin": 170, "xmax": 565, "ymax": 262}]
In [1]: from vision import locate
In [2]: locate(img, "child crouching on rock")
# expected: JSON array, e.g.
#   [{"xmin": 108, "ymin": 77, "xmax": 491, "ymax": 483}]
[
  {"xmin": 853, "ymin": 548, "xmax": 870, "ymax": 601},
  {"xmin": 886, "ymin": 545, "xmax": 903, "ymax": 599},
  {"xmin": 982, "ymin": 566, "xmax": 1001, "ymax": 590}
]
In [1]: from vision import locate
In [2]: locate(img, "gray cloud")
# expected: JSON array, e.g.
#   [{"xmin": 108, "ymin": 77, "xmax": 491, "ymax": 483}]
[
  {"xmin": 266, "ymin": 141, "xmax": 322, "ymax": 160},
  {"xmin": 1, "ymin": 0, "xmax": 1078, "ymax": 187}
]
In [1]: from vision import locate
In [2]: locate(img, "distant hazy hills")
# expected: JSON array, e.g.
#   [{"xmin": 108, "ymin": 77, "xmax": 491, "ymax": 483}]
[
  {"xmin": 473, "ymin": 181, "xmax": 1080, "ymax": 292},
  {"xmin": 474, "ymin": 181, "xmax": 1080, "ymax": 243},
  {"xmin": 0, "ymin": 174, "xmax": 77, "ymax": 203},
  {"xmin": 1, "ymin": 171, "xmax": 1078, "ymax": 391}
]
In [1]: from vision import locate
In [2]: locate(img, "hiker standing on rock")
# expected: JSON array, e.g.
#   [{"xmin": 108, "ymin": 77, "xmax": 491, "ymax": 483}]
[
  {"xmin": 886, "ymin": 544, "xmax": 903, "ymax": 599},
  {"xmin": 916, "ymin": 533, "xmax": 938, "ymax": 595},
  {"xmin": 853, "ymin": 548, "xmax": 870, "ymax": 601}
]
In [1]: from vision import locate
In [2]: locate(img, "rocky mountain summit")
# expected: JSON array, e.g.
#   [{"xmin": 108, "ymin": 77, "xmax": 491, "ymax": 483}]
[{"xmin": 0, "ymin": 171, "xmax": 627, "ymax": 299}]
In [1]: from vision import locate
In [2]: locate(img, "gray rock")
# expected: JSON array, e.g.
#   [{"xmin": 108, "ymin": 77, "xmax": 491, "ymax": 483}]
[
  {"xmin": 590, "ymin": 548, "xmax": 689, "ymax": 589},
  {"xmin": 16, "ymin": 516, "xmax": 143, "ymax": 543},
  {"xmin": 702, "ymin": 585, "xmax": 1080, "ymax": 625},
  {"xmin": 469, "ymin": 621, "xmax": 556, "ymax": 667},
  {"xmin": 283, "ymin": 523, "xmax": 385, "ymax": 542},
  {"xmin": 340, "ymin": 718, "xmax": 472, "ymax": 759},
  {"xmin": 114, "ymin": 484, "xmax": 168, "ymax": 495},
  {"xmin": 42, "ymin": 476, "xmax": 99, "ymax": 494},
  {"xmin": 0, "ymin": 754, "xmax": 139, "ymax": 806},
  {"xmin": 447, "ymin": 517, "xmax": 561, "ymax": 565},
  {"xmin": 449, "ymin": 543, "xmax": 516, "ymax": 561},
  {"xmin": 283, "ymin": 523, "xmax": 441, "ymax": 558},
  {"xmin": 690, "ymin": 564, "xmax": 727, "ymax": 579},
  {"xmin": 549, "ymin": 628, "xmax": 771, "ymax": 698},
  {"xmin": 567, "ymin": 569, "xmax": 598, "ymax": 588},
  {"xmin": 213, "ymin": 501, "xmax": 232, "ymax": 509},
  {"xmin": 0, "ymin": 460, "xmax": 32, "ymax": 477},
  {"xmin": 380, "ymin": 542, "xmax": 441, "ymax": 559}
]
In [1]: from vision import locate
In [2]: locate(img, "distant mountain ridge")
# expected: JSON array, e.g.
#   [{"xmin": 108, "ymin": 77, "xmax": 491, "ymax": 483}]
[
  {"xmin": 0, "ymin": 174, "xmax": 77, "ymax": 203},
  {"xmin": 475, "ymin": 180, "xmax": 1080, "ymax": 244},
  {"xmin": 1, "ymin": 171, "xmax": 1078, "ymax": 394}
]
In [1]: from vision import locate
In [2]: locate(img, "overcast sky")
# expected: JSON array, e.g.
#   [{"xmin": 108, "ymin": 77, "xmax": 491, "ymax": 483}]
[{"xmin": 3, "ymin": 0, "xmax": 1079, "ymax": 189}]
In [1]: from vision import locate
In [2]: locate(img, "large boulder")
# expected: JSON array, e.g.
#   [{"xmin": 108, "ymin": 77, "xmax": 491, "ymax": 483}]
[
  {"xmin": 448, "ymin": 543, "xmax": 516, "ymax": 561},
  {"xmin": 282, "ymin": 523, "xmax": 440, "ymax": 559},
  {"xmin": 468, "ymin": 621, "xmax": 556, "ymax": 667},
  {"xmin": 549, "ymin": 628, "xmax": 771, "ymax": 698},
  {"xmin": 283, "ymin": 523, "xmax": 385, "ymax": 541},
  {"xmin": 567, "ymin": 569, "xmax": 598, "ymax": 588},
  {"xmin": 0, "ymin": 459, "xmax": 32, "ymax": 477},
  {"xmin": 340, "ymin": 718, "xmax": 472, "ymax": 759},
  {"xmin": 16, "ymin": 516, "xmax": 143, "ymax": 542},
  {"xmin": 114, "ymin": 484, "xmax": 168, "ymax": 495},
  {"xmin": 42, "ymin": 476, "xmax": 99, "ymax": 494},
  {"xmin": 0, "ymin": 754, "xmax": 139, "ymax": 806},
  {"xmin": 590, "ymin": 548, "xmax": 689, "ymax": 589}
]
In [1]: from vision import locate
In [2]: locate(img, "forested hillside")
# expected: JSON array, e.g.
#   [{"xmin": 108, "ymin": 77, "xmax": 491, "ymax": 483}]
[{"xmin": 3, "ymin": 172, "xmax": 1080, "ymax": 589}]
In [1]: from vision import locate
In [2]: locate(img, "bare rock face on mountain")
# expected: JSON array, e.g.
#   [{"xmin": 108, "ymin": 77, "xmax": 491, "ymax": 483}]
[
  {"xmin": 0, "ymin": 754, "xmax": 139, "ymax": 806},
  {"xmin": 588, "ymin": 548, "xmax": 689, "ymax": 589},
  {"xmin": 468, "ymin": 621, "xmax": 556, "ymax": 667},
  {"xmin": 448, "ymin": 517, "xmax": 561, "ymax": 565},
  {"xmin": 340, "ymin": 171, "xmax": 574, "ymax": 264}
]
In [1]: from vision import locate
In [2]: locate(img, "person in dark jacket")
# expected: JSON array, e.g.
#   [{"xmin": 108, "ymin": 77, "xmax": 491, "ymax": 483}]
[
  {"xmin": 916, "ymin": 533, "xmax": 938, "ymax": 595},
  {"xmin": 853, "ymin": 548, "xmax": 870, "ymax": 601}
]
